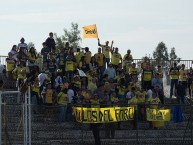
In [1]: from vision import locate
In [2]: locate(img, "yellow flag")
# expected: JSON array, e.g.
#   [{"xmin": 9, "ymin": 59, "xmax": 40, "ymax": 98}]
[
  {"xmin": 83, "ymin": 24, "xmax": 98, "ymax": 38},
  {"xmin": 146, "ymin": 108, "xmax": 171, "ymax": 121}
]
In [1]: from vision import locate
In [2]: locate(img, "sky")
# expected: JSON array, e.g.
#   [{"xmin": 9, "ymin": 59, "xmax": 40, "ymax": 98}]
[{"xmin": 0, "ymin": 0, "xmax": 193, "ymax": 60}]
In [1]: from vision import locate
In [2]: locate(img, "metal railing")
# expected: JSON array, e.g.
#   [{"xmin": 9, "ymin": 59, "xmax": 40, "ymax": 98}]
[
  {"xmin": 0, "ymin": 55, "xmax": 192, "ymax": 68},
  {"xmin": 1, "ymin": 101, "xmax": 192, "ymax": 145},
  {"xmin": 0, "ymin": 56, "xmax": 7, "ymax": 65}
]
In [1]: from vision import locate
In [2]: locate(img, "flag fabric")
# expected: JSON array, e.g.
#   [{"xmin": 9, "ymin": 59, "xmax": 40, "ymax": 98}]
[
  {"xmin": 83, "ymin": 24, "xmax": 98, "ymax": 38},
  {"xmin": 77, "ymin": 69, "xmax": 87, "ymax": 77}
]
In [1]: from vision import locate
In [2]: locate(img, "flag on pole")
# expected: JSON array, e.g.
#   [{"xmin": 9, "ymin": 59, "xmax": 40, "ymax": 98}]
[{"xmin": 83, "ymin": 24, "xmax": 98, "ymax": 38}]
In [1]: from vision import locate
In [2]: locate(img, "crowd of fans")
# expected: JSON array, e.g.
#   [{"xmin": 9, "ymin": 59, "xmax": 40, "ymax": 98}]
[{"xmin": 3, "ymin": 32, "xmax": 193, "ymax": 127}]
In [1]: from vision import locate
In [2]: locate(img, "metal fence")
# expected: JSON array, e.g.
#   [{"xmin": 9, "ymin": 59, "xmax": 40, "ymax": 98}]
[
  {"xmin": 0, "ymin": 55, "xmax": 192, "ymax": 68},
  {"xmin": 0, "ymin": 56, "xmax": 7, "ymax": 65},
  {"xmin": 1, "ymin": 102, "xmax": 192, "ymax": 145}
]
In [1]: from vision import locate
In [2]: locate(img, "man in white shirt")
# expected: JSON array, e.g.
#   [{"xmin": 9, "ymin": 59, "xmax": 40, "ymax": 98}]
[
  {"xmin": 38, "ymin": 72, "xmax": 48, "ymax": 86},
  {"xmin": 126, "ymin": 87, "xmax": 136, "ymax": 104},
  {"xmin": 104, "ymin": 63, "xmax": 116, "ymax": 80},
  {"xmin": 18, "ymin": 37, "xmax": 28, "ymax": 54},
  {"xmin": 66, "ymin": 85, "xmax": 74, "ymax": 121}
]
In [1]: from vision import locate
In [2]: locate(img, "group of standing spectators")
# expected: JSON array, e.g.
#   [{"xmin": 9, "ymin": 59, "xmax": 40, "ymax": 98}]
[
  {"xmin": 2, "ymin": 32, "xmax": 193, "ymax": 145},
  {"xmin": 2, "ymin": 32, "xmax": 193, "ymax": 127}
]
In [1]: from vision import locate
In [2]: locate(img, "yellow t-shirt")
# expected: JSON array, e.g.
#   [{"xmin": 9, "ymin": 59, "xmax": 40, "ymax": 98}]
[
  {"xmin": 65, "ymin": 60, "xmax": 74, "ymax": 71},
  {"xmin": 136, "ymin": 91, "xmax": 147, "ymax": 103},
  {"xmin": 13, "ymin": 67, "xmax": 26, "ymax": 77},
  {"xmin": 111, "ymin": 52, "xmax": 122, "ymax": 66},
  {"xmin": 148, "ymin": 97, "xmax": 160, "ymax": 109},
  {"xmin": 88, "ymin": 82, "xmax": 97, "ymax": 92},
  {"xmin": 129, "ymin": 67, "xmax": 138, "ymax": 76},
  {"xmin": 141, "ymin": 62, "xmax": 150, "ymax": 70},
  {"xmin": 85, "ymin": 51, "xmax": 92, "ymax": 64},
  {"xmin": 117, "ymin": 86, "xmax": 126, "ymax": 96},
  {"xmin": 59, "ymin": 53, "xmax": 65, "ymax": 65},
  {"xmin": 110, "ymin": 95, "xmax": 119, "ymax": 107},
  {"xmin": 32, "ymin": 85, "xmax": 40, "ymax": 96},
  {"xmin": 81, "ymin": 91, "xmax": 90, "ymax": 100},
  {"xmin": 6, "ymin": 59, "xmax": 15, "ymax": 72},
  {"xmin": 143, "ymin": 70, "xmax": 153, "ymax": 81},
  {"xmin": 45, "ymin": 89, "xmax": 53, "ymax": 104},
  {"xmin": 101, "ymin": 45, "xmax": 111, "ymax": 58},
  {"xmin": 95, "ymin": 53, "xmax": 104, "ymax": 67},
  {"xmin": 123, "ymin": 54, "xmax": 133, "ymax": 63},
  {"xmin": 73, "ymin": 81, "xmax": 81, "ymax": 88},
  {"xmin": 28, "ymin": 53, "xmax": 36, "ymax": 62},
  {"xmin": 57, "ymin": 92, "xmax": 68, "ymax": 105},
  {"xmin": 127, "ymin": 82, "xmax": 137, "ymax": 91},
  {"xmin": 170, "ymin": 69, "xmax": 179, "ymax": 80},
  {"xmin": 75, "ymin": 52, "xmax": 84, "ymax": 64},
  {"xmin": 179, "ymin": 69, "xmax": 187, "ymax": 81},
  {"xmin": 17, "ymin": 74, "xmax": 26, "ymax": 80},
  {"xmin": 130, "ymin": 96, "xmax": 138, "ymax": 110},
  {"xmin": 125, "ymin": 65, "xmax": 131, "ymax": 74},
  {"xmin": 90, "ymin": 99, "xmax": 100, "ymax": 108}
]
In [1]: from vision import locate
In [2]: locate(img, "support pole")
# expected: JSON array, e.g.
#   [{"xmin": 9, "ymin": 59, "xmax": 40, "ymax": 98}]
[{"xmin": 0, "ymin": 91, "xmax": 2, "ymax": 145}]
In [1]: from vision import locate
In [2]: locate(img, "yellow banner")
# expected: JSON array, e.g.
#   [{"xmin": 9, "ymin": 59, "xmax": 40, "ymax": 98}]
[
  {"xmin": 146, "ymin": 108, "xmax": 171, "ymax": 121},
  {"xmin": 74, "ymin": 107, "xmax": 134, "ymax": 123},
  {"xmin": 83, "ymin": 24, "xmax": 98, "ymax": 38}
]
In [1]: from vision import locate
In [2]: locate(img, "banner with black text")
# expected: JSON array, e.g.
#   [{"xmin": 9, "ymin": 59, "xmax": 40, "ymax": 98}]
[
  {"xmin": 146, "ymin": 108, "xmax": 171, "ymax": 121},
  {"xmin": 74, "ymin": 107, "xmax": 134, "ymax": 123},
  {"xmin": 83, "ymin": 24, "xmax": 98, "ymax": 38}
]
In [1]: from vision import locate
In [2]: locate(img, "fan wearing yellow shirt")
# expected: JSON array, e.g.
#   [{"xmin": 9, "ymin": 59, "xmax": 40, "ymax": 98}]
[
  {"xmin": 81, "ymin": 89, "xmax": 91, "ymax": 105},
  {"xmin": 31, "ymin": 77, "xmax": 40, "ymax": 113},
  {"xmin": 74, "ymin": 48, "xmax": 84, "ymax": 67},
  {"xmin": 136, "ymin": 88, "xmax": 147, "ymax": 104},
  {"xmin": 94, "ymin": 48, "xmax": 105, "ymax": 79},
  {"xmin": 136, "ymin": 88, "xmax": 147, "ymax": 121},
  {"xmin": 148, "ymin": 90, "xmax": 164, "ymax": 129},
  {"xmin": 65, "ymin": 55, "xmax": 75, "ymax": 82},
  {"xmin": 141, "ymin": 56, "xmax": 150, "ymax": 71},
  {"xmin": 73, "ymin": 75, "xmax": 81, "ymax": 89},
  {"xmin": 123, "ymin": 49, "xmax": 133, "ymax": 71},
  {"xmin": 57, "ymin": 86, "xmax": 69, "ymax": 122},
  {"xmin": 6, "ymin": 52, "xmax": 15, "ymax": 80},
  {"xmin": 12, "ymin": 63, "xmax": 26, "ymax": 80},
  {"xmin": 57, "ymin": 48, "xmax": 67, "ymax": 74},
  {"xmin": 169, "ymin": 62, "xmax": 179, "ymax": 99},
  {"xmin": 84, "ymin": 47, "xmax": 92, "ymax": 72},
  {"xmin": 127, "ymin": 78, "xmax": 137, "ymax": 91},
  {"xmin": 88, "ymin": 78, "xmax": 97, "ymax": 93},
  {"xmin": 179, "ymin": 64, "xmax": 188, "ymax": 90},
  {"xmin": 110, "ymin": 91, "xmax": 119, "ymax": 107},
  {"xmin": 98, "ymin": 38, "xmax": 113, "ymax": 68},
  {"xmin": 41, "ymin": 83, "xmax": 54, "ymax": 105},
  {"xmin": 141, "ymin": 64, "xmax": 153, "ymax": 91},
  {"xmin": 111, "ymin": 47, "xmax": 122, "ymax": 69},
  {"xmin": 27, "ymin": 47, "xmax": 37, "ymax": 73},
  {"xmin": 129, "ymin": 63, "xmax": 139, "ymax": 80},
  {"xmin": 90, "ymin": 94, "xmax": 100, "ymax": 108}
]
